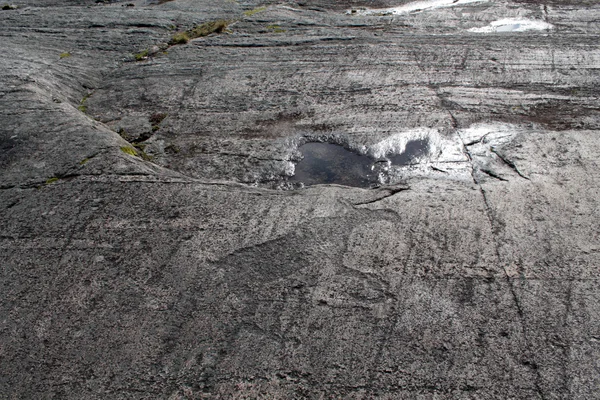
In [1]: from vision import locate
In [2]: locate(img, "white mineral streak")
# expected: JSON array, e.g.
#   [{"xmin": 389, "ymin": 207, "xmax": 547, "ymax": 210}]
[
  {"xmin": 469, "ymin": 18, "xmax": 554, "ymax": 33},
  {"xmin": 349, "ymin": 0, "xmax": 486, "ymax": 15}
]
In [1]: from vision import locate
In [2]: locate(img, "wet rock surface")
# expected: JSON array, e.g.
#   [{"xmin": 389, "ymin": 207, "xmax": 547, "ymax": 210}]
[{"xmin": 1, "ymin": 0, "xmax": 600, "ymax": 398}]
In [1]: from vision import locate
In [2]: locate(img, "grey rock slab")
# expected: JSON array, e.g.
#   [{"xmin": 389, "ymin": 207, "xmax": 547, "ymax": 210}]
[
  {"xmin": 1, "ymin": 0, "xmax": 600, "ymax": 398},
  {"xmin": 479, "ymin": 129, "xmax": 600, "ymax": 280}
]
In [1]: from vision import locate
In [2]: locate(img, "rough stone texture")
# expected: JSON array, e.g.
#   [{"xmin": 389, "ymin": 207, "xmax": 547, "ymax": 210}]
[{"xmin": 1, "ymin": 0, "xmax": 599, "ymax": 398}]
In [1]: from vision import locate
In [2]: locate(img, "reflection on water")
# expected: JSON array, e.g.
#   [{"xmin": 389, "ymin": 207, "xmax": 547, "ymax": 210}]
[
  {"xmin": 290, "ymin": 139, "xmax": 430, "ymax": 188},
  {"xmin": 290, "ymin": 143, "xmax": 376, "ymax": 188},
  {"xmin": 496, "ymin": 24, "xmax": 521, "ymax": 32},
  {"xmin": 389, "ymin": 139, "xmax": 430, "ymax": 165}
]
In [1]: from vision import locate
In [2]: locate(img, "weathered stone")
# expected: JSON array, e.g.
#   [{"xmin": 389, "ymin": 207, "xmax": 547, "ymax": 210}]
[{"xmin": 1, "ymin": 0, "xmax": 599, "ymax": 398}]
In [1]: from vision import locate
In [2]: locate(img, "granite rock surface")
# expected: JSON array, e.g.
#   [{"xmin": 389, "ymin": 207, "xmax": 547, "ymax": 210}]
[{"xmin": 1, "ymin": 0, "xmax": 600, "ymax": 398}]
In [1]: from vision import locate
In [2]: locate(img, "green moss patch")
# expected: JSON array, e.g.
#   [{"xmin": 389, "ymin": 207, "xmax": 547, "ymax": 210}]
[
  {"xmin": 120, "ymin": 145, "xmax": 153, "ymax": 161},
  {"xmin": 244, "ymin": 6, "xmax": 266, "ymax": 17},
  {"xmin": 78, "ymin": 92, "xmax": 91, "ymax": 113},
  {"xmin": 267, "ymin": 24, "xmax": 286, "ymax": 33},
  {"xmin": 133, "ymin": 143, "xmax": 153, "ymax": 161},
  {"xmin": 170, "ymin": 31, "xmax": 190, "ymax": 45},
  {"xmin": 120, "ymin": 146, "xmax": 138, "ymax": 157},
  {"xmin": 190, "ymin": 20, "xmax": 230, "ymax": 37},
  {"xmin": 170, "ymin": 19, "xmax": 230, "ymax": 45},
  {"xmin": 134, "ymin": 49, "xmax": 149, "ymax": 61}
]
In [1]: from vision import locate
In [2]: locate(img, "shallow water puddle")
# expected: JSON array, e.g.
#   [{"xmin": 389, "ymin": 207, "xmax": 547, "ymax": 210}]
[
  {"xmin": 290, "ymin": 143, "xmax": 376, "ymax": 188},
  {"xmin": 290, "ymin": 139, "xmax": 431, "ymax": 188},
  {"xmin": 390, "ymin": 139, "xmax": 430, "ymax": 166}
]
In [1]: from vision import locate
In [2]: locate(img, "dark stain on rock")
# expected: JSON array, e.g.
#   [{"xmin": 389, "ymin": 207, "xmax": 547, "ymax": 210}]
[
  {"xmin": 290, "ymin": 142, "xmax": 377, "ymax": 188},
  {"xmin": 0, "ymin": 136, "xmax": 17, "ymax": 152},
  {"xmin": 0, "ymin": 136, "xmax": 19, "ymax": 166},
  {"xmin": 456, "ymin": 277, "xmax": 475, "ymax": 304}
]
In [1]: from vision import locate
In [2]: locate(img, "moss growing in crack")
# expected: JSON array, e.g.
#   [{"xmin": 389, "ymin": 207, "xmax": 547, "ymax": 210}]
[
  {"xmin": 120, "ymin": 146, "xmax": 138, "ymax": 157},
  {"xmin": 149, "ymin": 112, "xmax": 167, "ymax": 125},
  {"xmin": 189, "ymin": 20, "xmax": 230, "ymax": 38},
  {"xmin": 117, "ymin": 128, "xmax": 128, "ymax": 140},
  {"xmin": 59, "ymin": 52, "xmax": 71, "ymax": 59},
  {"xmin": 134, "ymin": 49, "xmax": 149, "ymax": 61},
  {"xmin": 148, "ymin": 112, "xmax": 167, "ymax": 132},
  {"xmin": 170, "ymin": 31, "xmax": 190, "ymax": 45},
  {"xmin": 46, "ymin": 177, "xmax": 59, "ymax": 185},
  {"xmin": 244, "ymin": 6, "xmax": 266, "ymax": 17},
  {"xmin": 170, "ymin": 20, "xmax": 230, "ymax": 45},
  {"xmin": 79, "ymin": 158, "xmax": 90, "ymax": 165},
  {"xmin": 78, "ymin": 92, "xmax": 91, "ymax": 113},
  {"xmin": 121, "ymin": 145, "xmax": 153, "ymax": 161},
  {"xmin": 266, "ymin": 24, "xmax": 286, "ymax": 33},
  {"xmin": 133, "ymin": 143, "xmax": 153, "ymax": 161}
]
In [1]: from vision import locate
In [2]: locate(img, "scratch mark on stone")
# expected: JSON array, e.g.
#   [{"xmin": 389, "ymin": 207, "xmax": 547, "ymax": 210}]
[
  {"xmin": 352, "ymin": 186, "xmax": 410, "ymax": 206},
  {"xmin": 480, "ymin": 168, "xmax": 509, "ymax": 182},
  {"xmin": 490, "ymin": 147, "xmax": 530, "ymax": 180},
  {"xmin": 450, "ymin": 110, "xmax": 547, "ymax": 400}
]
